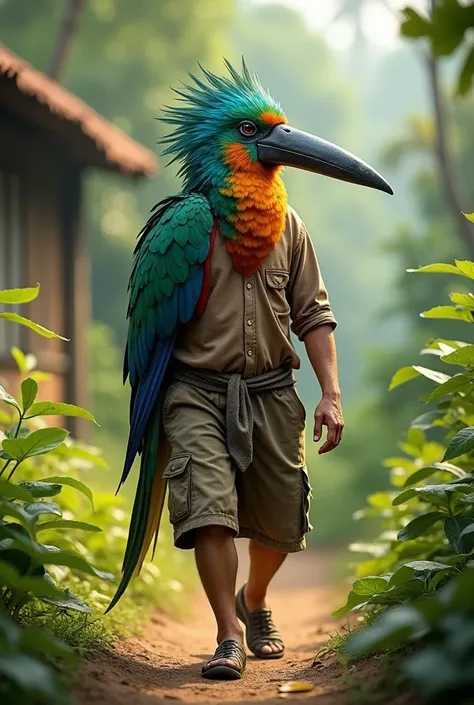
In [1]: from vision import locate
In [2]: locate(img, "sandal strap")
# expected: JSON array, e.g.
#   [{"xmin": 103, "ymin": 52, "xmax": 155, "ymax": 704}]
[
  {"xmin": 205, "ymin": 639, "xmax": 246, "ymax": 670},
  {"xmin": 236, "ymin": 586, "xmax": 285, "ymax": 655},
  {"xmin": 246, "ymin": 609, "xmax": 282, "ymax": 649}
]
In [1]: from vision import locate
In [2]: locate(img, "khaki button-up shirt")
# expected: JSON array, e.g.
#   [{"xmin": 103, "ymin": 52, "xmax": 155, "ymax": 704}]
[{"xmin": 173, "ymin": 206, "xmax": 337, "ymax": 378}]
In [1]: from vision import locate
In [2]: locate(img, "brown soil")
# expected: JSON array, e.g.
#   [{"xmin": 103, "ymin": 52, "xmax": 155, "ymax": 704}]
[{"xmin": 74, "ymin": 543, "xmax": 413, "ymax": 705}]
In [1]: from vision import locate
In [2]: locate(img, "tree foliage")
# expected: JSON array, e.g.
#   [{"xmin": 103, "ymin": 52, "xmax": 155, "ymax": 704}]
[{"xmin": 402, "ymin": 0, "xmax": 474, "ymax": 96}]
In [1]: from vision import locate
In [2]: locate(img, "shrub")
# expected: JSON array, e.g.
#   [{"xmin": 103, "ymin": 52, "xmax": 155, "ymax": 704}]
[
  {"xmin": 336, "ymin": 248, "xmax": 474, "ymax": 702},
  {"xmin": 0, "ymin": 284, "xmax": 108, "ymax": 701}
]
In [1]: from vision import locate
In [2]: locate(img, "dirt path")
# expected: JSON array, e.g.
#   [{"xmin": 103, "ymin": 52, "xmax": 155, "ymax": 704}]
[{"xmin": 74, "ymin": 544, "xmax": 387, "ymax": 705}]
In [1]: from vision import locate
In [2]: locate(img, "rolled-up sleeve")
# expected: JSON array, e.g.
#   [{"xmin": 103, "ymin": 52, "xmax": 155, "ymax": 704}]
[{"xmin": 289, "ymin": 222, "xmax": 337, "ymax": 341}]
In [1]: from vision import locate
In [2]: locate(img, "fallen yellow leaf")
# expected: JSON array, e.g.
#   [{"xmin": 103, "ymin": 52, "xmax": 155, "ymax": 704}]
[{"xmin": 278, "ymin": 681, "xmax": 314, "ymax": 693}]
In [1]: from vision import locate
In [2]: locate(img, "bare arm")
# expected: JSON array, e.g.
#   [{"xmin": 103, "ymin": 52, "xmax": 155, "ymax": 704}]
[{"xmin": 303, "ymin": 325, "xmax": 344, "ymax": 454}]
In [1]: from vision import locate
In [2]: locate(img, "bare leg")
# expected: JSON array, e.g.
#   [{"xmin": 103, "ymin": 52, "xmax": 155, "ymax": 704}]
[
  {"xmin": 195, "ymin": 525, "xmax": 243, "ymax": 669},
  {"xmin": 244, "ymin": 539, "xmax": 287, "ymax": 655}
]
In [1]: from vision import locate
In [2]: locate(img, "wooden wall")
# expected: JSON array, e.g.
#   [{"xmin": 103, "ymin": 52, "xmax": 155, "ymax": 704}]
[{"xmin": 0, "ymin": 110, "xmax": 90, "ymax": 437}]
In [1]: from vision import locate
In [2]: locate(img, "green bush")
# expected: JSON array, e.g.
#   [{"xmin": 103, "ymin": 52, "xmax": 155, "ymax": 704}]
[
  {"xmin": 0, "ymin": 613, "xmax": 75, "ymax": 705},
  {"xmin": 336, "ymin": 246, "xmax": 474, "ymax": 702}
]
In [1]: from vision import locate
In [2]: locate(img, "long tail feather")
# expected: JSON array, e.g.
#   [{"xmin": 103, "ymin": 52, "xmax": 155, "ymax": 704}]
[
  {"xmin": 134, "ymin": 441, "xmax": 169, "ymax": 576},
  {"xmin": 106, "ymin": 402, "xmax": 163, "ymax": 613}
]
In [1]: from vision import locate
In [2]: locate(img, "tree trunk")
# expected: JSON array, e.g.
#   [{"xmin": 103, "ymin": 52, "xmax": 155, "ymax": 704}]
[
  {"xmin": 427, "ymin": 0, "xmax": 474, "ymax": 258},
  {"xmin": 47, "ymin": 0, "xmax": 85, "ymax": 81}
]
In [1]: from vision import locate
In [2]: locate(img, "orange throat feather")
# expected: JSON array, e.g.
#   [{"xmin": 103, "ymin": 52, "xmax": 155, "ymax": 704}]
[{"xmin": 220, "ymin": 149, "xmax": 287, "ymax": 277}]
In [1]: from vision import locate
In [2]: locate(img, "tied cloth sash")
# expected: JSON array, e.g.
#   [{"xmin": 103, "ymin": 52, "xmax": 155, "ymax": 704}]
[{"xmin": 171, "ymin": 364, "xmax": 296, "ymax": 472}]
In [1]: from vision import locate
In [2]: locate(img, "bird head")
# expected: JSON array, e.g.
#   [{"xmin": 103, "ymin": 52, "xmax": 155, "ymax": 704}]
[{"xmin": 161, "ymin": 59, "xmax": 392, "ymax": 196}]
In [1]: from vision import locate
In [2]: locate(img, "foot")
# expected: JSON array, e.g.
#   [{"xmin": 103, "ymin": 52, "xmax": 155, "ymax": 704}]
[
  {"xmin": 201, "ymin": 637, "xmax": 247, "ymax": 680},
  {"xmin": 244, "ymin": 587, "xmax": 283, "ymax": 656},
  {"xmin": 236, "ymin": 585, "xmax": 285, "ymax": 659}
]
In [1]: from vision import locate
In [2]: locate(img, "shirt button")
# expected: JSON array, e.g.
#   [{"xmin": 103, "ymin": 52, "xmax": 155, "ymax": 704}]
[
  {"xmin": 247, "ymin": 319, "xmax": 253, "ymax": 326},
  {"xmin": 246, "ymin": 282, "xmax": 252, "ymax": 290},
  {"xmin": 247, "ymin": 350, "xmax": 253, "ymax": 357}
]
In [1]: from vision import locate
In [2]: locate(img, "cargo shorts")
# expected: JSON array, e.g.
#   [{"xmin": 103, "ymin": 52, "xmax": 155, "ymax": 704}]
[{"xmin": 162, "ymin": 379, "xmax": 312, "ymax": 553}]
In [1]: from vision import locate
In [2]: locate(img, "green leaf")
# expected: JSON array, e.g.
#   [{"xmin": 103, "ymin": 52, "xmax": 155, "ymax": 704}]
[
  {"xmin": 444, "ymin": 515, "xmax": 474, "ymax": 553},
  {"xmin": 39, "ymin": 549, "xmax": 113, "ymax": 580},
  {"xmin": 389, "ymin": 366, "xmax": 421, "ymax": 390},
  {"xmin": 443, "ymin": 426, "xmax": 474, "ymax": 461},
  {"xmin": 30, "ymin": 371, "xmax": 52, "ymax": 383},
  {"xmin": 41, "ymin": 476, "xmax": 94, "ymax": 509},
  {"xmin": 37, "ymin": 519, "xmax": 101, "ymax": 533},
  {"xmin": 0, "ymin": 480, "xmax": 35, "ymax": 503},
  {"xmin": 367, "ymin": 492, "xmax": 396, "ymax": 510},
  {"xmin": 0, "ymin": 285, "xmax": 40, "ymax": 305},
  {"xmin": 332, "ymin": 590, "xmax": 368, "ymax": 617},
  {"xmin": 368, "ymin": 580, "xmax": 426, "ymax": 605},
  {"xmin": 0, "ymin": 561, "xmax": 65, "ymax": 599},
  {"xmin": 407, "ymin": 263, "xmax": 462, "ymax": 275},
  {"xmin": 420, "ymin": 305, "xmax": 473, "ymax": 322},
  {"xmin": 426, "ymin": 373, "xmax": 472, "ymax": 401},
  {"xmin": 59, "ymin": 444, "xmax": 107, "ymax": 467},
  {"xmin": 404, "ymin": 462, "xmax": 467, "ymax": 487},
  {"xmin": 455, "ymin": 260, "xmax": 474, "ymax": 280},
  {"xmin": 10, "ymin": 347, "xmax": 31, "ymax": 374},
  {"xmin": 26, "ymin": 401, "xmax": 98, "ymax": 425},
  {"xmin": 459, "ymin": 522, "xmax": 474, "ymax": 542},
  {"xmin": 352, "ymin": 576, "xmax": 389, "ymax": 596},
  {"xmin": 0, "ymin": 534, "xmax": 112, "ymax": 580},
  {"xmin": 0, "ymin": 313, "xmax": 68, "ymax": 340},
  {"xmin": 20, "ymin": 379, "xmax": 38, "ymax": 413},
  {"xmin": 449, "ymin": 292, "xmax": 474, "ymax": 309},
  {"xmin": 397, "ymin": 512, "xmax": 445, "ymax": 541},
  {"xmin": 397, "ymin": 512, "xmax": 446, "ymax": 541},
  {"xmin": 18, "ymin": 481, "xmax": 62, "ymax": 498},
  {"xmin": 41, "ymin": 588, "xmax": 91, "ymax": 614},
  {"xmin": 0, "ymin": 501, "xmax": 33, "ymax": 529},
  {"xmin": 0, "ymin": 557, "xmax": 23, "ymax": 586},
  {"xmin": 0, "ymin": 385, "xmax": 20, "ymax": 411},
  {"xmin": 2, "ymin": 428, "xmax": 69, "ymax": 461},
  {"xmin": 389, "ymin": 561, "xmax": 451, "ymax": 587},
  {"xmin": 393, "ymin": 484, "xmax": 472, "ymax": 508},
  {"xmin": 413, "ymin": 366, "xmax": 450, "ymax": 385},
  {"xmin": 441, "ymin": 345, "xmax": 474, "ymax": 366},
  {"xmin": 25, "ymin": 502, "xmax": 62, "ymax": 522},
  {"xmin": 459, "ymin": 492, "xmax": 474, "ymax": 505},
  {"xmin": 401, "ymin": 8, "xmax": 431, "ymax": 38},
  {"xmin": 344, "ymin": 605, "xmax": 426, "ymax": 656},
  {"xmin": 463, "ymin": 212, "xmax": 474, "ymax": 223},
  {"xmin": 0, "ymin": 652, "xmax": 65, "ymax": 701},
  {"xmin": 411, "ymin": 411, "xmax": 444, "ymax": 430}
]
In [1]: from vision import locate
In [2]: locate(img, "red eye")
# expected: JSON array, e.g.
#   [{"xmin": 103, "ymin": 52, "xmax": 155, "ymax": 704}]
[{"xmin": 238, "ymin": 121, "xmax": 257, "ymax": 137}]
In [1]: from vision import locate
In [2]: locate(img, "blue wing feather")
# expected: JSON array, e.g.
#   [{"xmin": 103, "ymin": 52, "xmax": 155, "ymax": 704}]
[{"xmin": 119, "ymin": 193, "xmax": 214, "ymax": 489}]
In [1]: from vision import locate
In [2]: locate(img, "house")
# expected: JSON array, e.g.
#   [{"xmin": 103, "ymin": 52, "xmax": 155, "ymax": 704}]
[{"xmin": 0, "ymin": 43, "xmax": 157, "ymax": 436}]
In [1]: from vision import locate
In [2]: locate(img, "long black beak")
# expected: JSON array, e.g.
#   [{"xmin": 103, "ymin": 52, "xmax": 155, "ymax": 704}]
[{"xmin": 257, "ymin": 124, "xmax": 393, "ymax": 195}]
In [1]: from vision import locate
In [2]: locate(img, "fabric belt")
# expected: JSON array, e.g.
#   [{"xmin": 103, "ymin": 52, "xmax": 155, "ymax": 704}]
[{"xmin": 170, "ymin": 363, "xmax": 295, "ymax": 472}]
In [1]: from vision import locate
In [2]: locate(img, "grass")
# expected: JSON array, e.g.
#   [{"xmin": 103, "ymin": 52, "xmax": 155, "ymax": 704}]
[
  {"xmin": 22, "ymin": 603, "xmax": 116, "ymax": 656},
  {"xmin": 19, "ymin": 521, "xmax": 198, "ymax": 659}
]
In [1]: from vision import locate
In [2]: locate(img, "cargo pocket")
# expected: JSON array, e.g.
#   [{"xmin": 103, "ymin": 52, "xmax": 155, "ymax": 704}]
[
  {"xmin": 163, "ymin": 454, "xmax": 192, "ymax": 524},
  {"xmin": 301, "ymin": 469, "xmax": 313, "ymax": 534}
]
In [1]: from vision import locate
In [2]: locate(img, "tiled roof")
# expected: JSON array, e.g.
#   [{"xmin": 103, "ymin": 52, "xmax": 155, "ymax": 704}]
[{"xmin": 0, "ymin": 43, "xmax": 157, "ymax": 177}]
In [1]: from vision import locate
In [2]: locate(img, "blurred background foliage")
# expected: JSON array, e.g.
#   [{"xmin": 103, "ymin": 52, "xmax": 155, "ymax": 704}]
[{"xmin": 1, "ymin": 0, "xmax": 473, "ymax": 549}]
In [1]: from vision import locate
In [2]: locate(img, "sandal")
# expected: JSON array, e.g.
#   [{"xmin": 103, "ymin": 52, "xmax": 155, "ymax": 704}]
[
  {"xmin": 236, "ymin": 585, "xmax": 285, "ymax": 660},
  {"xmin": 201, "ymin": 639, "xmax": 247, "ymax": 680}
]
